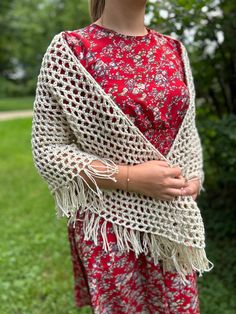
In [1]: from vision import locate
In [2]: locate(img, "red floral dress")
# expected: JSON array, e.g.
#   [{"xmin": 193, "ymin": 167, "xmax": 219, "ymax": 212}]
[{"xmin": 64, "ymin": 23, "xmax": 200, "ymax": 314}]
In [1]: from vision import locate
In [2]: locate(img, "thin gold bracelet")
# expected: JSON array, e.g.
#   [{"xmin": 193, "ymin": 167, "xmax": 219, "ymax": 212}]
[{"xmin": 126, "ymin": 165, "xmax": 130, "ymax": 191}]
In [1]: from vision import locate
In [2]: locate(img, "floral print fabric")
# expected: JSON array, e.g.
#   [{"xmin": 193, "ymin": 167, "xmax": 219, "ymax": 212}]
[
  {"xmin": 64, "ymin": 23, "xmax": 190, "ymax": 156},
  {"xmin": 64, "ymin": 23, "xmax": 200, "ymax": 313},
  {"xmin": 68, "ymin": 214, "xmax": 200, "ymax": 314}
]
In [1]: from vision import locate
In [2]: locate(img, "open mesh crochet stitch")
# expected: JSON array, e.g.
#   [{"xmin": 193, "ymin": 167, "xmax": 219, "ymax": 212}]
[{"xmin": 31, "ymin": 31, "xmax": 213, "ymax": 282}]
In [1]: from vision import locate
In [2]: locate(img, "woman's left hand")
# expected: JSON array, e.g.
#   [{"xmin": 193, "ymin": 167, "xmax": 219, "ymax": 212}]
[{"xmin": 184, "ymin": 177, "xmax": 200, "ymax": 200}]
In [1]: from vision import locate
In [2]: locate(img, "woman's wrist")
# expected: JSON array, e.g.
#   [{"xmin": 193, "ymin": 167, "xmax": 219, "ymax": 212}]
[
  {"xmin": 114, "ymin": 164, "xmax": 138, "ymax": 192},
  {"xmin": 115, "ymin": 165, "xmax": 130, "ymax": 191},
  {"xmin": 80, "ymin": 162, "xmax": 136, "ymax": 192}
]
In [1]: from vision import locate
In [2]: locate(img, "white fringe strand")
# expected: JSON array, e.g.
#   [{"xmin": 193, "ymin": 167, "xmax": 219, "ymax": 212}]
[{"xmin": 51, "ymin": 165, "xmax": 214, "ymax": 285}]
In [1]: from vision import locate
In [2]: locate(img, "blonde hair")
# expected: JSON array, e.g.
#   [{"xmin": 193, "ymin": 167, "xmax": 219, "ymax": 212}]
[{"xmin": 88, "ymin": 0, "xmax": 105, "ymax": 22}]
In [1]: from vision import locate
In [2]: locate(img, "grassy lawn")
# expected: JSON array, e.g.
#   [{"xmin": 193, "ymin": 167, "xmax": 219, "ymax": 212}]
[
  {"xmin": 0, "ymin": 115, "xmax": 235, "ymax": 313},
  {"xmin": 0, "ymin": 118, "xmax": 91, "ymax": 314},
  {"xmin": 0, "ymin": 96, "xmax": 34, "ymax": 111}
]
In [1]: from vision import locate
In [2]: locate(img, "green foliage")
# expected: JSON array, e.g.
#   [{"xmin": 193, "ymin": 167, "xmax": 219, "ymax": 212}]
[
  {"xmin": 197, "ymin": 112, "xmax": 236, "ymax": 241},
  {"xmin": 0, "ymin": 0, "xmax": 90, "ymax": 96},
  {"xmin": 147, "ymin": 0, "xmax": 236, "ymax": 117},
  {"xmin": 0, "ymin": 77, "xmax": 36, "ymax": 98},
  {"xmin": 0, "ymin": 1, "xmax": 16, "ymax": 77}
]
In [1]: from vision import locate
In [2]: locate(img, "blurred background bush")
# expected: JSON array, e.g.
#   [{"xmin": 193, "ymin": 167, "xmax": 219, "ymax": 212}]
[{"xmin": 0, "ymin": 0, "xmax": 235, "ymax": 313}]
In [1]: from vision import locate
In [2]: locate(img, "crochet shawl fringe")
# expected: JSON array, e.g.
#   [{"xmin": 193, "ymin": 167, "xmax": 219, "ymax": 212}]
[{"xmin": 52, "ymin": 157, "xmax": 213, "ymax": 284}]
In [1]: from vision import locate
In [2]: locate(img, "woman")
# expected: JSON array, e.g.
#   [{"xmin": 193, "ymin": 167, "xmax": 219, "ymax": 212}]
[{"xmin": 31, "ymin": 0, "xmax": 213, "ymax": 313}]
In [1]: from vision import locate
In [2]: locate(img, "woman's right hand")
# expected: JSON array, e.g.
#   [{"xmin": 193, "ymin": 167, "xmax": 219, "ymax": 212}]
[{"xmin": 128, "ymin": 160, "xmax": 189, "ymax": 201}]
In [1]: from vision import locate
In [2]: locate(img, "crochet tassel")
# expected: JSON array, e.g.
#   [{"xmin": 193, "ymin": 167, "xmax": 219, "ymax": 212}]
[
  {"xmin": 52, "ymin": 164, "xmax": 213, "ymax": 285},
  {"xmin": 80, "ymin": 209, "xmax": 214, "ymax": 285},
  {"xmin": 51, "ymin": 155, "xmax": 211, "ymax": 284},
  {"xmin": 51, "ymin": 157, "xmax": 119, "ymax": 227}
]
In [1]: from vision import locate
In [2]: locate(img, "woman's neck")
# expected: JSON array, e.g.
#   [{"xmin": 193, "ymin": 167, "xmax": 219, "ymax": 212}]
[{"xmin": 94, "ymin": 0, "xmax": 147, "ymax": 36}]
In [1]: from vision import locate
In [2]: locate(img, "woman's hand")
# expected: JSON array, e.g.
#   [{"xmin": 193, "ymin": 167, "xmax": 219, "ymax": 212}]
[
  {"xmin": 128, "ymin": 160, "xmax": 190, "ymax": 201},
  {"xmin": 184, "ymin": 177, "xmax": 200, "ymax": 201}
]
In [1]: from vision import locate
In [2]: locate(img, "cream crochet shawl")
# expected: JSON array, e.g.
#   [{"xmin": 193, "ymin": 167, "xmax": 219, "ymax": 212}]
[{"xmin": 31, "ymin": 31, "xmax": 214, "ymax": 282}]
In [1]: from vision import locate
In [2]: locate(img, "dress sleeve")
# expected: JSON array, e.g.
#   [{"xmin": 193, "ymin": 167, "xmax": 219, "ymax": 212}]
[
  {"xmin": 31, "ymin": 34, "xmax": 119, "ymax": 222},
  {"xmin": 62, "ymin": 31, "xmax": 88, "ymax": 67}
]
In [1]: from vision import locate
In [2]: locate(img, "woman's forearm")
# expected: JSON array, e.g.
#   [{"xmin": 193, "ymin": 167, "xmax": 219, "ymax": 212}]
[{"xmin": 79, "ymin": 160, "xmax": 129, "ymax": 191}]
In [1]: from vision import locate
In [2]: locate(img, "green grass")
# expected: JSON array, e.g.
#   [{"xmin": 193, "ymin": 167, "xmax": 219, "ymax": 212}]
[
  {"xmin": 0, "ymin": 116, "xmax": 235, "ymax": 313},
  {"xmin": 0, "ymin": 118, "xmax": 91, "ymax": 313},
  {"xmin": 0, "ymin": 96, "xmax": 34, "ymax": 111}
]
